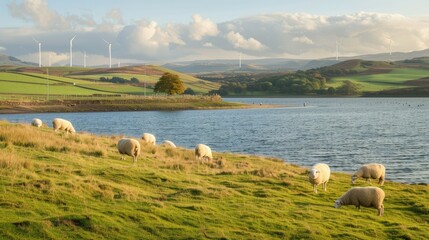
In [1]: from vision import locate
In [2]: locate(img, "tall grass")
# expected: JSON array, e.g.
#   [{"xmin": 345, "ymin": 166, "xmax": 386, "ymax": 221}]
[{"xmin": 0, "ymin": 120, "xmax": 427, "ymax": 239}]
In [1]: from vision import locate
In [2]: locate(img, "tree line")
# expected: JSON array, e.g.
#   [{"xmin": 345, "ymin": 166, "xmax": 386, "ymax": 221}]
[{"xmin": 208, "ymin": 67, "xmax": 361, "ymax": 96}]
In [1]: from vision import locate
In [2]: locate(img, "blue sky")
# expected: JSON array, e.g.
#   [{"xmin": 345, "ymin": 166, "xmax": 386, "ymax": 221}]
[{"xmin": 2, "ymin": 0, "xmax": 429, "ymax": 65}]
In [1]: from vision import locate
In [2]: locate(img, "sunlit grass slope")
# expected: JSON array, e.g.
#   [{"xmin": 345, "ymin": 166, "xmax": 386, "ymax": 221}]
[
  {"xmin": 328, "ymin": 68, "xmax": 429, "ymax": 92},
  {"xmin": 0, "ymin": 65, "xmax": 220, "ymax": 96},
  {"xmin": 0, "ymin": 121, "xmax": 427, "ymax": 239}
]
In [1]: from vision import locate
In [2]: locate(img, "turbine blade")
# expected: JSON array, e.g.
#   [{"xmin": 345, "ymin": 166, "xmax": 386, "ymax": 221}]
[
  {"xmin": 71, "ymin": 35, "xmax": 77, "ymax": 41},
  {"xmin": 32, "ymin": 37, "xmax": 39, "ymax": 43},
  {"xmin": 102, "ymin": 38, "xmax": 109, "ymax": 44}
]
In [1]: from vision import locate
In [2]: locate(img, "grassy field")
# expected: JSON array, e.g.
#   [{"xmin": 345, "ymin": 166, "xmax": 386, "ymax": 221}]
[
  {"xmin": 327, "ymin": 68, "xmax": 429, "ymax": 92},
  {"xmin": 0, "ymin": 66, "xmax": 220, "ymax": 97},
  {"xmin": 0, "ymin": 121, "xmax": 427, "ymax": 239}
]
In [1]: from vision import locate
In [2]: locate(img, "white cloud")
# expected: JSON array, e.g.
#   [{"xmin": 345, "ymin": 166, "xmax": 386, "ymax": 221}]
[
  {"xmin": 117, "ymin": 20, "xmax": 185, "ymax": 59},
  {"xmin": 8, "ymin": 0, "xmax": 97, "ymax": 31},
  {"xmin": 292, "ymin": 36, "xmax": 314, "ymax": 45},
  {"xmin": 189, "ymin": 14, "xmax": 219, "ymax": 41},
  {"xmin": 226, "ymin": 31, "xmax": 265, "ymax": 51},
  {"xmin": 4, "ymin": 7, "xmax": 429, "ymax": 62}
]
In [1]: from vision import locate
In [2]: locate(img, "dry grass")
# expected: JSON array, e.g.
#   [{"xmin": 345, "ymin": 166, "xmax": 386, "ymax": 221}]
[{"xmin": 0, "ymin": 120, "xmax": 428, "ymax": 239}]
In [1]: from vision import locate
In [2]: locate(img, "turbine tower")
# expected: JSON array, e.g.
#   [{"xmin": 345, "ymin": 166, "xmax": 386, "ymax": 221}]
[
  {"xmin": 335, "ymin": 40, "xmax": 339, "ymax": 61},
  {"xmin": 239, "ymin": 52, "xmax": 242, "ymax": 69},
  {"xmin": 83, "ymin": 51, "xmax": 87, "ymax": 68},
  {"xmin": 387, "ymin": 37, "xmax": 392, "ymax": 56},
  {"xmin": 33, "ymin": 38, "xmax": 42, "ymax": 68},
  {"xmin": 70, "ymin": 35, "xmax": 77, "ymax": 67},
  {"xmin": 103, "ymin": 39, "xmax": 112, "ymax": 68}
]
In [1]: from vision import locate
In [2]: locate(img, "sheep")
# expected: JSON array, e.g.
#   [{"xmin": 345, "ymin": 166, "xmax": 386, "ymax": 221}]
[
  {"xmin": 308, "ymin": 163, "xmax": 331, "ymax": 193},
  {"xmin": 162, "ymin": 140, "xmax": 176, "ymax": 148},
  {"xmin": 195, "ymin": 144, "xmax": 213, "ymax": 162},
  {"xmin": 334, "ymin": 187, "xmax": 385, "ymax": 216},
  {"xmin": 142, "ymin": 133, "xmax": 156, "ymax": 145},
  {"xmin": 351, "ymin": 163, "xmax": 385, "ymax": 185},
  {"xmin": 117, "ymin": 138, "xmax": 141, "ymax": 163},
  {"xmin": 31, "ymin": 118, "xmax": 43, "ymax": 128},
  {"xmin": 52, "ymin": 118, "xmax": 75, "ymax": 134}
]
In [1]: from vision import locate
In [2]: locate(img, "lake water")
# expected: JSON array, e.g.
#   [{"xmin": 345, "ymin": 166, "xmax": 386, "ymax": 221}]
[{"xmin": 1, "ymin": 98, "xmax": 428, "ymax": 184}]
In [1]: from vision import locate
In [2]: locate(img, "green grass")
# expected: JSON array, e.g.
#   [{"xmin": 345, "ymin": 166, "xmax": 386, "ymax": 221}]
[
  {"xmin": 0, "ymin": 121, "xmax": 427, "ymax": 239},
  {"xmin": 0, "ymin": 65, "xmax": 220, "ymax": 96},
  {"xmin": 328, "ymin": 68, "xmax": 429, "ymax": 92}
]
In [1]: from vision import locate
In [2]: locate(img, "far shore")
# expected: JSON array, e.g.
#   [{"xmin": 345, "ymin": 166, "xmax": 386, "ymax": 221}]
[{"xmin": 0, "ymin": 97, "xmax": 284, "ymax": 114}]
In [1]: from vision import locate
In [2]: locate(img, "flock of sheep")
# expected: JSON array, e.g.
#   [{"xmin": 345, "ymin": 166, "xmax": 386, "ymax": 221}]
[
  {"xmin": 309, "ymin": 162, "xmax": 386, "ymax": 216},
  {"xmin": 32, "ymin": 117, "xmax": 386, "ymax": 216}
]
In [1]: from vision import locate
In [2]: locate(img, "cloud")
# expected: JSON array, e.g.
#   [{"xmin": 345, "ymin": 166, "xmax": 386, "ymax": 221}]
[
  {"xmin": 292, "ymin": 36, "xmax": 314, "ymax": 45},
  {"xmin": 189, "ymin": 14, "xmax": 219, "ymax": 41},
  {"xmin": 0, "ymin": 46, "xmax": 6, "ymax": 51},
  {"xmin": 8, "ymin": 0, "xmax": 70, "ymax": 29},
  {"xmin": 4, "ymin": 7, "xmax": 429, "ymax": 62},
  {"xmin": 8, "ymin": 0, "xmax": 98, "ymax": 31},
  {"xmin": 226, "ymin": 31, "xmax": 265, "ymax": 51},
  {"xmin": 117, "ymin": 20, "xmax": 185, "ymax": 59}
]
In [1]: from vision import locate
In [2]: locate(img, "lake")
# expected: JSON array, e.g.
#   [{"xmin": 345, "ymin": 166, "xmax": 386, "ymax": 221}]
[{"xmin": 1, "ymin": 98, "xmax": 428, "ymax": 184}]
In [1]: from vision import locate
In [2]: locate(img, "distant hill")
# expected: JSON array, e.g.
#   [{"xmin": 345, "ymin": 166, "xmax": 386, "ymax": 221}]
[
  {"xmin": 0, "ymin": 54, "xmax": 36, "ymax": 67},
  {"xmin": 163, "ymin": 49, "xmax": 429, "ymax": 74}
]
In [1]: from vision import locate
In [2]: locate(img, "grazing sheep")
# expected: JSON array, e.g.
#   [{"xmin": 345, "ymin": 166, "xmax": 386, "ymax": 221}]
[
  {"xmin": 352, "ymin": 163, "xmax": 385, "ymax": 185},
  {"xmin": 308, "ymin": 163, "xmax": 331, "ymax": 193},
  {"xmin": 117, "ymin": 138, "xmax": 141, "ymax": 163},
  {"xmin": 334, "ymin": 187, "xmax": 385, "ymax": 216},
  {"xmin": 162, "ymin": 140, "xmax": 176, "ymax": 148},
  {"xmin": 31, "ymin": 118, "xmax": 43, "ymax": 128},
  {"xmin": 52, "ymin": 118, "xmax": 75, "ymax": 134},
  {"xmin": 142, "ymin": 133, "xmax": 156, "ymax": 145},
  {"xmin": 195, "ymin": 144, "xmax": 213, "ymax": 162}
]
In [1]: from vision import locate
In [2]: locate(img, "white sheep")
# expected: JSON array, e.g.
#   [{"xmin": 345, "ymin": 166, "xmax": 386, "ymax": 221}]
[
  {"xmin": 52, "ymin": 118, "xmax": 75, "ymax": 134},
  {"xmin": 195, "ymin": 144, "xmax": 213, "ymax": 162},
  {"xmin": 31, "ymin": 118, "xmax": 43, "ymax": 128},
  {"xmin": 352, "ymin": 163, "xmax": 385, "ymax": 185},
  {"xmin": 308, "ymin": 163, "xmax": 331, "ymax": 193},
  {"xmin": 162, "ymin": 140, "xmax": 176, "ymax": 148},
  {"xmin": 334, "ymin": 187, "xmax": 385, "ymax": 216},
  {"xmin": 117, "ymin": 138, "xmax": 141, "ymax": 163},
  {"xmin": 142, "ymin": 133, "xmax": 156, "ymax": 145}
]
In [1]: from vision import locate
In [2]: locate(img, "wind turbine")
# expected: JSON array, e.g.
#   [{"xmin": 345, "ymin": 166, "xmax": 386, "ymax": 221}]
[
  {"xmin": 83, "ymin": 51, "xmax": 87, "ymax": 68},
  {"xmin": 70, "ymin": 35, "xmax": 77, "ymax": 67},
  {"xmin": 32, "ymin": 38, "xmax": 42, "ymax": 68},
  {"xmin": 103, "ymin": 39, "xmax": 112, "ymax": 68},
  {"xmin": 387, "ymin": 36, "xmax": 392, "ymax": 56},
  {"xmin": 335, "ymin": 40, "xmax": 339, "ymax": 61}
]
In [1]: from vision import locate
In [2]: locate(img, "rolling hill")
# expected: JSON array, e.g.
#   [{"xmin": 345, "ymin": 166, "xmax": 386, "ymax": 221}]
[{"xmin": 0, "ymin": 65, "xmax": 220, "ymax": 98}]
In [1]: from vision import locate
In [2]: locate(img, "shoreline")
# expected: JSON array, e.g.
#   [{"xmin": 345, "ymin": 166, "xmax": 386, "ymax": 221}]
[{"xmin": 0, "ymin": 97, "xmax": 284, "ymax": 114}]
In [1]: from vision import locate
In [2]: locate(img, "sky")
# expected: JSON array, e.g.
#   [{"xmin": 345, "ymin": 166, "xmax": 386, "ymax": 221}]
[{"xmin": 2, "ymin": 0, "xmax": 429, "ymax": 66}]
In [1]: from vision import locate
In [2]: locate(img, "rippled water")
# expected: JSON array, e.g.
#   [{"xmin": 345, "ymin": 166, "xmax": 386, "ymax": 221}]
[{"xmin": 1, "ymin": 98, "xmax": 428, "ymax": 183}]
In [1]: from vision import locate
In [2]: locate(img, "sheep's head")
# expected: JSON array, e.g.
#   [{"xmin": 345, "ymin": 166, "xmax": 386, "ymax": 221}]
[
  {"xmin": 334, "ymin": 200, "xmax": 342, "ymax": 208},
  {"xmin": 351, "ymin": 175, "xmax": 358, "ymax": 184},
  {"xmin": 309, "ymin": 168, "xmax": 320, "ymax": 179}
]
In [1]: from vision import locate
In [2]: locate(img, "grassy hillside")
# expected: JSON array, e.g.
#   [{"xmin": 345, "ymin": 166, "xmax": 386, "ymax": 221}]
[
  {"xmin": 0, "ymin": 121, "xmax": 427, "ymax": 239},
  {"xmin": 0, "ymin": 65, "xmax": 220, "ymax": 97},
  {"xmin": 327, "ymin": 68, "xmax": 429, "ymax": 91},
  {"xmin": 324, "ymin": 60, "xmax": 429, "ymax": 93}
]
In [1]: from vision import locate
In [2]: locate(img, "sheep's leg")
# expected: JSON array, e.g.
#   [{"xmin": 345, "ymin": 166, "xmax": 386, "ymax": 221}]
[
  {"xmin": 323, "ymin": 182, "xmax": 327, "ymax": 191},
  {"xmin": 313, "ymin": 184, "xmax": 317, "ymax": 193}
]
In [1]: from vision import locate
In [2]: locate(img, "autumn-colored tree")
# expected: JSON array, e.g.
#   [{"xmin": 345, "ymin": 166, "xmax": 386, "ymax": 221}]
[{"xmin": 154, "ymin": 72, "xmax": 185, "ymax": 95}]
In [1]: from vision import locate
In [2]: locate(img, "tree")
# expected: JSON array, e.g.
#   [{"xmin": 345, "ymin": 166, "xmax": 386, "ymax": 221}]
[
  {"xmin": 184, "ymin": 88, "xmax": 196, "ymax": 95},
  {"xmin": 336, "ymin": 80, "xmax": 361, "ymax": 95},
  {"xmin": 154, "ymin": 72, "xmax": 185, "ymax": 95},
  {"xmin": 130, "ymin": 77, "xmax": 139, "ymax": 84}
]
